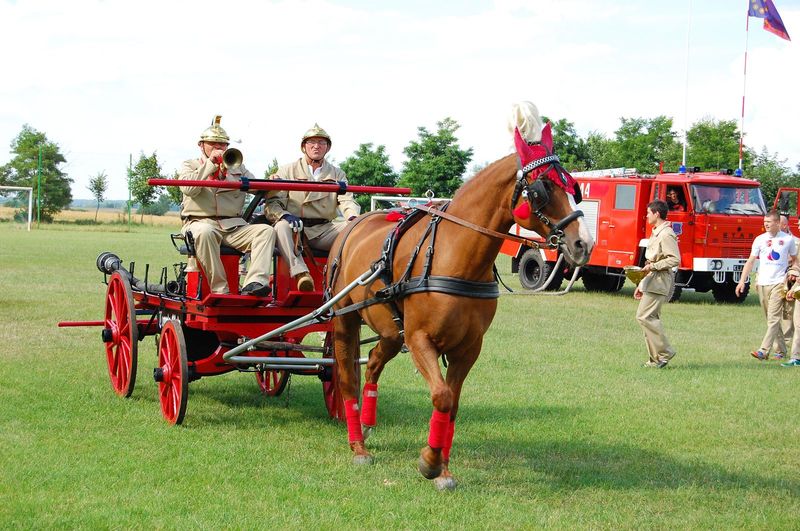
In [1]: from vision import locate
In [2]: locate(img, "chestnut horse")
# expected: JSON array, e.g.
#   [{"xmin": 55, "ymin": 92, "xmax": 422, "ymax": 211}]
[{"xmin": 326, "ymin": 102, "xmax": 594, "ymax": 489}]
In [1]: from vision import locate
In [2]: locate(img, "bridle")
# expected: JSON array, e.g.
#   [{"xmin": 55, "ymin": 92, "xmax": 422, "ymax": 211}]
[{"xmin": 511, "ymin": 149, "xmax": 585, "ymax": 248}]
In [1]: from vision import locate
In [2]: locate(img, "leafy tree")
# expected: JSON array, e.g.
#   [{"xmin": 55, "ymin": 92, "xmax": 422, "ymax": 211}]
[
  {"xmin": 87, "ymin": 171, "xmax": 108, "ymax": 222},
  {"xmin": 745, "ymin": 147, "xmax": 798, "ymax": 206},
  {"xmin": 543, "ymin": 117, "xmax": 591, "ymax": 171},
  {"xmin": 129, "ymin": 152, "xmax": 164, "ymax": 223},
  {"xmin": 399, "ymin": 117, "xmax": 473, "ymax": 198},
  {"xmin": 685, "ymin": 117, "xmax": 741, "ymax": 172},
  {"xmin": 585, "ymin": 131, "xmax": 618, "ymax": 170},
  {"xmin": 139, "ymin": 194, "xmax": 173, "ymax": 216},
  {"xmin": 0, "ymin": 125, "xmax": 73, "ymax": 222},
  {"xmin": 613, "ymin": 116, "xmax": 681, "ymax": 174},
  {"xmin": 340, "ymin": 143, "xmax": 398, "ymax": 211},
  {"xmin": 164, "ymin": 170, "xmax": 182, "ymax": 207},
  {"xmin": 263, "ymin": 157, "xmax": 280, "ymax": 178}
]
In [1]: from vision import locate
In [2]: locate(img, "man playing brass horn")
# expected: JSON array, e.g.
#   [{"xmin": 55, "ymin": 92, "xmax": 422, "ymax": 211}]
[
  {"xmin": 178, "ymin": 116, "xmax": 275, "ymax": 297},
  {"xmin": 264, "ymin": 123, "xmax": 360, "ymax": 292}
]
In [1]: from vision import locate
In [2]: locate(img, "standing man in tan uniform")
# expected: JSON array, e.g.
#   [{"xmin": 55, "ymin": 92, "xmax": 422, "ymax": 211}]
[
  {"xmin": 179, "ymin": 116, "xmax": 275, "ymax": 297},
  {"xmin": 265, "ymin": 124, "xmax": 360, "ymax": 291},
  {"xmin": 634, "ymin": 200, "xmax": 681, "ymax": 368}
]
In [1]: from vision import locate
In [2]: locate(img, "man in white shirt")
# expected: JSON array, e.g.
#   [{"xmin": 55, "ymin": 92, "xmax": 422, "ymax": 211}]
[{"xmin": 736, "ymin": 210, "xmax": 797, "ymax": 360}]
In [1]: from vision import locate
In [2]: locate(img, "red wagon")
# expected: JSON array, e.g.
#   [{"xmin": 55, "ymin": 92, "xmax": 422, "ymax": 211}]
[{"xmin": 60, "ymin": 179, "xmax": 409, "ymax": 425}]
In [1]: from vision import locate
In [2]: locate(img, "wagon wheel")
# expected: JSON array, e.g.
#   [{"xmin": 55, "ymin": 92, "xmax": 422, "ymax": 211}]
[
  {"xmin": 103, "ymin": 271, "xmax": 138, "ymax": 397},
  {"xmin": 321, "ymin": 330, "xmax": 360, "ymax": 421},
  {"xmin": 156, "ymin": 319, "xmax": 189, "ymax": 425},
  {"xmin": 255, "ymin": 362, "xmax": 290, "ymax": 397}
]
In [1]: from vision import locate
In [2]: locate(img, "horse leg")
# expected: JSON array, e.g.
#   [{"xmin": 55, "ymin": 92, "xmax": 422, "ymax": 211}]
[
  {"xmin": 333, "ymin": 312, "xmax": 373, "ymax": 465},
  {"xmin": 404, "ymin": 331, "xmax": 453, "ymax": 481},
  {"xmin": 361, "ymin": 335, "xmax": 402, "ymax": 440}
]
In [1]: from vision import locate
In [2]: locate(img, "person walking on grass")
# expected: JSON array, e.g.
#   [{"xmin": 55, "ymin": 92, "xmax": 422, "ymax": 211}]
[
  {"xmin": 736, "ymin": 209, "xmax": 797, "ymax": 361},
  {"xmin": 634, "ymin": 200, "xmax": 681, "ymax": 368}
]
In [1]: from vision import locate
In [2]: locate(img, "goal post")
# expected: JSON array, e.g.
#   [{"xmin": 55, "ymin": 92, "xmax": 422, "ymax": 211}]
[{"xmin": 0, "ymin": 186, "xmax": 34, "ymax": 231}]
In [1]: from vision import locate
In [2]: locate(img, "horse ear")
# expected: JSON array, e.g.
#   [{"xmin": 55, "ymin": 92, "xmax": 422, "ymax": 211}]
[
  {"xmin": 514, "ymin": 127, "xmax": 536, "ymax": 167},
  {"xmin": 541, "ymin": 122, "xmax": 553, "ymax": 152}
]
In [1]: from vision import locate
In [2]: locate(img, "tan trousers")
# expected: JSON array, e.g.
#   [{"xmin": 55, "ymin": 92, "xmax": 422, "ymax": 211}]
[
  {"xmin": 183, "ymin": 221, "xmax": 275, "ymax": 294},
  {"xmin": 274, "ymin": 219, "xmax": 310, "ymax": 278},
  {"xmin": 636, "ymin": 291, "xmax": 675, "ymax": 363},
  {"xmin": 790, "ymin": 300, "xmax": 800, "ymax": 360},
  {"xmin": 757, "ymin": 283, "xmax": 787, "ymax": 354},
  {"xmin": 307, "ymin": 220, "xmax": 349, "ymax": 251},
  {"xmin": 774, "ymin": 299, "xmax": 794, "ymax": 354}
]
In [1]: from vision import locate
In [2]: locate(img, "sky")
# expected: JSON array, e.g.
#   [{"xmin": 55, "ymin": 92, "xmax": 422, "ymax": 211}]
[{"xmin": 1, "ymin": 0, "xmax": 798, "ymax": 200}]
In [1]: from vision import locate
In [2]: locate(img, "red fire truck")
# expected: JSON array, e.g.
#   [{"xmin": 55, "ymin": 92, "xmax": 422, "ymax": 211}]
[{"xmin": 501, "ymin": 168, "xmax": 768, "ymax": 303}]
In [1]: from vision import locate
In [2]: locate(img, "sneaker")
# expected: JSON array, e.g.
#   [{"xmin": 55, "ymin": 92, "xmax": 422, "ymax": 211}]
[
  {"xmin": 643, "ymin": 361, "xmax": 659, "ymax": 368},
  {"xmin": 751, "ymin": 350, "xmax": 767, "ymax": 361},
  {"xmin": 781, "ymin": 358, "xmax": 800, "ymax": 367},
  {"xmin": 295, "ymin": 272, "xmax": 315, "ymax": 292},
  {"xmin": 774, "ymin": 353, "xmax": 785, "ymax": 360},
  {"xmin": 240, "ymin": 282, "xmax": 270, "ymax": 297}
]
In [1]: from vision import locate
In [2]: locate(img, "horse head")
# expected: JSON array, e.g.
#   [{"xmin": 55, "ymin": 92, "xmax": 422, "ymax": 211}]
[{"xmin": 508, "ymin": 102, "xmax": 594, "ymax": 266}]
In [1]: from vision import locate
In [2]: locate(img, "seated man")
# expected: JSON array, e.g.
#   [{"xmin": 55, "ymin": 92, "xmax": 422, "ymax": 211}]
[
  {"xmin": 714, "ymin": 188, "xmax": 736, "ymax": 212},
  {"xmin": 179, "ymin": 116, "xmax": 275, "ymax": 297},
  {"xmin": 666, "ymin": 187, "xmax": 686, "ymax": 212},
  {"xmin": 264, "ymin": 123, "xmax": 360, "ymax": 292}
]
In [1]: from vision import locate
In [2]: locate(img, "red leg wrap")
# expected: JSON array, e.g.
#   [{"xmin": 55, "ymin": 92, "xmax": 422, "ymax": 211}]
[
  {"xmin": 360, "ymin": 383, "xmax": 378, "ymax": 427},
  {"xmin": 442, "ymin": 419, "xmax": 456, "ymax": 461},
  {"xmin": 344, "ymin": 398, "xmax": 363, "ymax": 443},
  {"xmin": 428, "ymin": 409, "xmax": 450, "ymax": 449}
]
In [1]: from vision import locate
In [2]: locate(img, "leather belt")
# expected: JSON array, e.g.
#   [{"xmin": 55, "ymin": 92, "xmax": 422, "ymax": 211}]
[
  {"xmin": 302, "ymin": 218, "xmax": 329, "ymax": 227},
  {"xmin": 182, "ymin": 215, "xmax": 231, "ymax": 221}
]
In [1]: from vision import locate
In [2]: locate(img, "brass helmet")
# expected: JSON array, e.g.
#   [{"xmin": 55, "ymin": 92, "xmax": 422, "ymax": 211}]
[
  {"xmin": 198, "ymin": 115, "xmax": 230, "ymax": 144},
  {"xmin": 301, "ymin": 123, "xmax": 332, "ymax": 151}
]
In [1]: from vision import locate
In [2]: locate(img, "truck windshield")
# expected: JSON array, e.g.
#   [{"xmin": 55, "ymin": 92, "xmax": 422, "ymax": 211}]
[{"xmin": 690, "ymin": 185, "xmax": 766, "ymax": 215}]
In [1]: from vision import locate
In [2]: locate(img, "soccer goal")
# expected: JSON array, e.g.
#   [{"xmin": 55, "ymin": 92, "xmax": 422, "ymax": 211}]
[{"xmin": 0, "ymin": 186, "xmax": 34, "ymax": 231}]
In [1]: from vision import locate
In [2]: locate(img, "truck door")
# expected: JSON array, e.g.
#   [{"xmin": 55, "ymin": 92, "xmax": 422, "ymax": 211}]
[{"xmin": 600, "ymin": 182, "xmax": 644, "ymax": 269}]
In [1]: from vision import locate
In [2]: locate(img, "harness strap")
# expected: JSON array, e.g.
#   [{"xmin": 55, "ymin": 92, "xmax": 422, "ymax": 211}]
[{"xmin": 415, "ymin": 204, "xmax": 544, "ymax": 249}]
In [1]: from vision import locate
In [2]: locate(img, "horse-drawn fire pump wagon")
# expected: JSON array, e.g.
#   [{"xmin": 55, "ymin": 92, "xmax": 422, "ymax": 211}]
[{"xmin": 59, "ymin": 176, "xmax": 410, "ymax": 425}]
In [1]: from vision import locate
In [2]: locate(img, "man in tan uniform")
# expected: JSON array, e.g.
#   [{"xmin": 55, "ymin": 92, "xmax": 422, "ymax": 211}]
[
  {"xmin": 179, "ymin": 116, "xmax": 275, "ymax": 297},
  {"xmin": 265, "ymin": 124, "xmax": 360, "ymax": 291},
  {"xmin": 634, "ymin": 200, "xmax": 681, "ymax": 368}
]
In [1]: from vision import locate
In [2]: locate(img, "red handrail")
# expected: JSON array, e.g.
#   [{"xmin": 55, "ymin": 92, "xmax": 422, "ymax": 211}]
[{"xmin": 148, "ymin": 178, "xmax": 411, "ymax": 195}]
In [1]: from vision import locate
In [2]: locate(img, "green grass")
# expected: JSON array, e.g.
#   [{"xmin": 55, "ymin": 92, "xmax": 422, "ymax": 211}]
[{"xmin": 1, "ymin": 222, "xmax": 798, "ymax": 529}]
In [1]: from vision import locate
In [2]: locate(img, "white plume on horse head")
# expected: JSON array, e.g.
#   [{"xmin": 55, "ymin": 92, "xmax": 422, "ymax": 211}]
[{"xmin": 508, "ymin": 101, "xmax": 543, "ymax": 143}]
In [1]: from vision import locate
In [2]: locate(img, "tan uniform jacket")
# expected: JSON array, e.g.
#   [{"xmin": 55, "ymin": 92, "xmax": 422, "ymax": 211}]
[
  {"xmin": 640, "ymin": 222, "xmax": 681, "ymax": 296},
  {"xmin": 265, "ymin": 158, "xmax": 360, "ymax": 239},
  {"xmin": 179, "ymin": 158, "xmax": 254, "ymax": 230}
]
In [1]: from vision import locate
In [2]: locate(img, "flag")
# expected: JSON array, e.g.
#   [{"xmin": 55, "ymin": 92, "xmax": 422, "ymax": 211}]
[{"xmin": 748, "ymin": 0, "xmax": 791, "ymax": 41}]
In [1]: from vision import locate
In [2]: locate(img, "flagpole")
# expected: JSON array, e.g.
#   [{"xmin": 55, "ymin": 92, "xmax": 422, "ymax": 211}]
[
  {"xmin": 738, "ymin": 11, "xmax": 750, "ymax": 174},
  {"xmin": 681, "ymin": 0, "xmax": 692, "ymax": 171}
]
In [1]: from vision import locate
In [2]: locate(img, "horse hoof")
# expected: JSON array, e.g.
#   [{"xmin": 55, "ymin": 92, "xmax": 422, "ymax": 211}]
[
  {"xmin": 353, "ymin": 454, "xmax": 375, "ymax": 466},
  {"xmin": 362, "ymin": 425, "xmax": 374, "ymax": 441},
  {"xmin": 418, "ymin": 455, "xmax": 442, "ymax": 479},
  {"xmin": 434, "ymin": 475, "xmax": 458, "ymax": 491}
]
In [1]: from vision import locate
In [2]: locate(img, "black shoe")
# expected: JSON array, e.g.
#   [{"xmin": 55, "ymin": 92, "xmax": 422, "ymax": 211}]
[{"xmin": 240, "ymin": 282, "xmax": 269, "ymax": 297}]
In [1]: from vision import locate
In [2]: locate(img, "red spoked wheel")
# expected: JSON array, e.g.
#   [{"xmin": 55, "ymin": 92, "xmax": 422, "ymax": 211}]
[
  {"xmin": 157, "ymin": 320, "xmax": 189, "ymax": 425},
  {"xmin": 103, "ymin": 271, "xmax": 138, "ymax": 397},
  {"xmin": 255, "ymin": 362, "xmax": 289, "ymax": 397}
]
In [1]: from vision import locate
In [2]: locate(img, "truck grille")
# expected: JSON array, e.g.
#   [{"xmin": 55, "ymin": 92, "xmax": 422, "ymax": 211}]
[{"xmin": 721, "ymin": 244, "xmax": 751, "ymax": 258}]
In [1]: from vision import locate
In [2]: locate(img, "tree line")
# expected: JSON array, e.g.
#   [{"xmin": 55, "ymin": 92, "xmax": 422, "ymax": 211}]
[{"xmin": 2, "ymin": 115, "xmax": 798, "ymax": 222}]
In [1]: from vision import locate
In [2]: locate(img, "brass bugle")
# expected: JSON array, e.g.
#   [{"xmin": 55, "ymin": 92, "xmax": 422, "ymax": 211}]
[{"xmin": 222, "ymin": 148, "xmax": 243, "ymax": 171}]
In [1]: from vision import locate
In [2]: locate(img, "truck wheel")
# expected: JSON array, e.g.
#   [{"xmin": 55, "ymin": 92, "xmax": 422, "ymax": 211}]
[
  {"xmin": 518, "ymin": 249, "xmax": 544, "ymax": 290},
  {"xmin": 712, "ymin": 280, "xmax": 748, "ymax": 303},
  {"xmin": 582, "ymin": 271, "xmax": 624, "ymax": 292}
]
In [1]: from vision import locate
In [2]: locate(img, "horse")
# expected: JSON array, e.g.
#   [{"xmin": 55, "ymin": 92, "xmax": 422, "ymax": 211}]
[{"xmin": 325, "ymin": 101, "xmax": 594, "ymax": 490}]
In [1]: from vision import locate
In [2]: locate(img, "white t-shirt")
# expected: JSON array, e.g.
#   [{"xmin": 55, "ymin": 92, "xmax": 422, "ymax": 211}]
[{"xmin": 751, "ymin": 230, "xmax": 797, "ymax": 285}]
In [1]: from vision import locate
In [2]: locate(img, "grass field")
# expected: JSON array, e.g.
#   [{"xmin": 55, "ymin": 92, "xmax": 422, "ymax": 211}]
[
  {"xmin": 1, "ymin": 222, "xmax": 798, "ymax": 529},
  {"xmin": 0, "ymin": 206, "xmax": 182, "ymax": 227}
]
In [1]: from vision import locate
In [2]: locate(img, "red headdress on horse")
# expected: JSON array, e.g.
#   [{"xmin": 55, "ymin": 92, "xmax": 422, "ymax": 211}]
[{"xmin": 512, "ymin": 122, "xmax": 578, "ymax": 219}]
